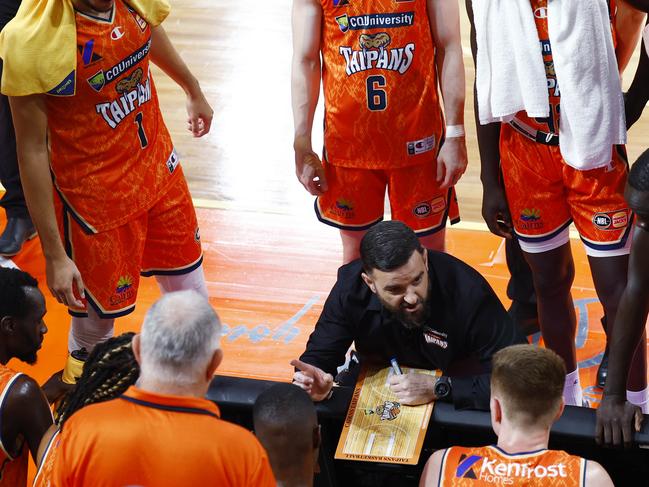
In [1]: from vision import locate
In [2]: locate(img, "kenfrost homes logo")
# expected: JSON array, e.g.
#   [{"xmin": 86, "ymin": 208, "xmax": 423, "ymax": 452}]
[
  {"xmin": 335, "ymin": 11, "xmax": 414, "ymax": 33},
  {"xmin": 456, "ymin": 454, "xmax": 570, "ymax": 482}
]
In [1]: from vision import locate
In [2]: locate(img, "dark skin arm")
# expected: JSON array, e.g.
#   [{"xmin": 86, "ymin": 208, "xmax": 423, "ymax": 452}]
[
  {"xmin": 596, "ymin": 225, "xmax": 649, "ymax": 448},
  {"xmin": 2, "ymin": 375, "xmax": 53, "ymax": 462},
  {"xmin": 465, "ymin": 0, "xmax": 512, "ymax": 240},
  {"xmin": 625, "ymin": 18, "xmax": 649, "ymax": 129}
]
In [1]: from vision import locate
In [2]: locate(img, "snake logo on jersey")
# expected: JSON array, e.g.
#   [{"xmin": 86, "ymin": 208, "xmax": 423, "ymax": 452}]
[
  {"xmin": 340, "ymin": 33, "xmax": 415, "ymax": 75},
  {"xmin": 96, "ymin": 67, "xmax": 152, "ymax": 129}
]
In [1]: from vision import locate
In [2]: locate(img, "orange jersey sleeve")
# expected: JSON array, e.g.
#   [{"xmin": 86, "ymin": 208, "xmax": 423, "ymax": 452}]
[
  {"xmin": 51, "ymin": 387, "xmax": 276, "ymax": 487},
  {"xmin": 0, "ymin": 367, "xmax": 28, "ymax": 487},
  {"xmin": 320, "ymin": 0, "xmax": 444, "ymax": 169},
  {"xmin": 440, "ymin": 445, "xmax": 585, "ymax": 486},
  {"xmin": 45, "ymin": 0, "xmax": 178, "ymax": 234}
]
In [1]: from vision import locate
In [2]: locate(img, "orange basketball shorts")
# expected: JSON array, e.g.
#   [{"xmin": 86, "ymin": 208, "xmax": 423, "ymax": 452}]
[
  {"xmin": 500, "ymin": 124, "xmax": 632, "ymax": 257},
  {"xmin": 315, "ymin": 158, "xmax": 460, "ymax": 235},
  {"xmin": 55, "ymin": 174, "xmax": 203, "ymax": 318}
]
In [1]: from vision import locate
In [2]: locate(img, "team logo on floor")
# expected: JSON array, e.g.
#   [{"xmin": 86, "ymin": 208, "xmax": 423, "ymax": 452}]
[
  {"xmin": 593, "ymin": 210, "xmax": 628, "ymax": 230},
  {"xmin": 364, "ymin": 401, "xmax": 400, "ymax": 421},
  {"xmin": 520, "ymin": 208, "xmax": 543, "ymax": 230}
]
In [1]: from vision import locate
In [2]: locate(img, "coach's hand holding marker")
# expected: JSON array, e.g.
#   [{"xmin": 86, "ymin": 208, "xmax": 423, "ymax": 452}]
[
  {"xmin": 291, "ymin": 359, "xmax": 334, "ymax": 401},
  {"xmin": 388, "ymin": 359, "xmax": 437, "ymax": 406}
]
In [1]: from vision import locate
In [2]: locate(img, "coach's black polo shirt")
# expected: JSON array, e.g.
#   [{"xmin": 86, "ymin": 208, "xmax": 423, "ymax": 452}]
[{"xmin": 299, "ymin": 250, "xmax": 526, "ymax": 411}]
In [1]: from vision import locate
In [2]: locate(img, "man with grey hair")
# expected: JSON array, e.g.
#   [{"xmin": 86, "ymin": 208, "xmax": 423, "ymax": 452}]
[{"xmin": 51, "ymin": 291, "xmax": 276, "ymax": 486}]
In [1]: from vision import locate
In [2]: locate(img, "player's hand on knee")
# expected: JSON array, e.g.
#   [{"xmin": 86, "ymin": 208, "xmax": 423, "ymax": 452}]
[
  {"xmin": 186, "ymin": 92, "xmax": 213, "ymax": 137},
  {"xmin": 481, "ymin": 183, "xmax": 514, "ymax": 239},
  {"xmin": 436, "ymin": 137, "xmax": 468, "ymax": 189},
  {"xmin": 290, "ymin": 359, "xmax": 334, "ymax": 401},
  {"xmin": 388, "ymin": 372, "xmax": 436, "ymax": 406},
  {"xmin": 46, "ymin": 255, "xmax": 85, "ymax": 308},
  {"xmin": 596, "ymin": 394, "xmax": 643, "ymax": 448}
]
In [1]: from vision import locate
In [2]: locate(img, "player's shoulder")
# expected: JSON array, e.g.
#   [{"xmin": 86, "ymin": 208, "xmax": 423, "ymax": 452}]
[{"xmin": 584, "ymin": 459, "xmax": 614, "ymax": 487}]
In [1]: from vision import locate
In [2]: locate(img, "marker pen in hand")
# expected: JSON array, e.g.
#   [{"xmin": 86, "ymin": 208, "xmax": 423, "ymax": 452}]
[{"xmin": 390, "ymin": 357, "xmax": 402, "ymax": 375}]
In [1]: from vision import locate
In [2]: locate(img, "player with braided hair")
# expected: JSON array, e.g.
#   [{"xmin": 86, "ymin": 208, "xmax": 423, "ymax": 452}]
[
  {"xmin": 597, "ymin": 149, "xmax": 649, "ymax": 447},
  {"xmin": 56, "ymin": 331, "xmax": 139, "ymax": 426},
  {"xmin": 34, "ymin": 332, "xmax": 139, "ymax": 487}
]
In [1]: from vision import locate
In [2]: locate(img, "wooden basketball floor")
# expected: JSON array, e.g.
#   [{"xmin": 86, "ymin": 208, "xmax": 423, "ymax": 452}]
[{"xmin": 2, "ymin": 0, "xmax": 649, "ymax": 481}]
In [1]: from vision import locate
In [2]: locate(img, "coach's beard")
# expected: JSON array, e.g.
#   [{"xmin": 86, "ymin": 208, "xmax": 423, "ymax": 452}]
[{"xmin": 381, "ymin": 289, "xmax": 433, "ymax": 330}]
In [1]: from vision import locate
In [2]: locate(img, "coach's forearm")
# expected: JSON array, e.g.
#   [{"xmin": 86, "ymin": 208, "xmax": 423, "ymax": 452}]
[{"xmin": 150, "ymin": 25, "xmax": 201, "ymax": 97}]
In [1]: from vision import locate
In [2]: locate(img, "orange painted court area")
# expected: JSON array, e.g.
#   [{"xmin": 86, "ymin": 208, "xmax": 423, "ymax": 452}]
[{"xmin": 7, "ymin": 207, "xmax": 648, "ymax": 412}]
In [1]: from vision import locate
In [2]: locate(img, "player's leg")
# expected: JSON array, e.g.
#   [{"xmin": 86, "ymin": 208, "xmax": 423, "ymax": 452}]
[
  {"xmin": 567, "ymin": 150, "xmax": 648, "ymax": 409},
  {"xmin": 141, "ymin": 174, "xmax": 207, "ymax": 296},
  {"xmin": 500, "ymin": 125, "xmax": 584, "ymax": 405},
  {"xmin": 315, "ymin": 160, "xmax": 386, "ymax": 264},
  {"xmin": 388, "ymin": 160, "xmax": 460, "ymax": 252}
]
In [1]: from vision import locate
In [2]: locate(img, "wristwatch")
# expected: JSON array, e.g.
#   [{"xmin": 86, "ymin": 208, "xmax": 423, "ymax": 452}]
[{"xmin": 434, "ymin": 376, "xmax": 452, "ymax": 401}]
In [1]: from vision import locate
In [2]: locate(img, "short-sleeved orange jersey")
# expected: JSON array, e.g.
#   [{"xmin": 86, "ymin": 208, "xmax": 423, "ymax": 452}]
[
  {"xmin": 0, "ymin": 366, "xmax": 28, "ymax": 487},
  {"xmin": 45, "ymin": 0, "xmax": 178, "ymax": 234},
  {"xmin": 439, "ymin": 445, "xmax": 585, "ymax": 486},
  {"xmin": 51, "ymin": 386, "xmax": 276, "ymax": 487},
  {"xmin": 513, "ymin": 0, "xmax": 616, "ymax": 137},
  {"xmin": 320, "ymin": 0, "xmax": 444, "ymax": 169}
]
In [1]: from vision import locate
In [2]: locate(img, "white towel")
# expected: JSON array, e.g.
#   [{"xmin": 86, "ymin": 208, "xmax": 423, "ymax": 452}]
[
  {"xmin": 473, "ymin": 0, "xmax": 626, "ymax": 171},
  {"xmin": 644, "ymin": 23, "xmax": 649, "ymax": 56},
  {"xmin": 473, "ymin": 0, "xmax": 549, "ymax": 124},
  {"xmin": 548, "ymin": 0, "xmax": 626, "ymax": 170}
]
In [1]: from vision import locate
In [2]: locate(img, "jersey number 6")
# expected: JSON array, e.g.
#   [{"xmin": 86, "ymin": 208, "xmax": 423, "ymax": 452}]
[{"xmin": 366, "ymin": 75, "xmax": 387, "ymax": 111}]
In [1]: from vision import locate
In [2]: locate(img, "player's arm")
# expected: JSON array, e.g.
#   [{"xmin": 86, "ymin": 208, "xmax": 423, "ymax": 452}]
[
  {"xmin": 584, "ymin": 460, "xmax": 615, "ymax": 487},
  {"xmin": 8, "ymin": 95, "xmax": 84, "ymax": 308},
  {"xmin": 623, "ymin": 0, "xmax": 649, "ymax": 12},
  {"xmin": 149, "ymin": 25, "xmax": 213, "ymax": 137},
  {"xmin": 427, "ymin": 0, "xmax": 467, "ymax": 189},
  {"xmin": 419, "ymin": 450, "xmax": 445, "ymax": 487},
  {"xmin": 4, "ymin": 376, "xmax": 53, "ymax": 463},
  {"xmin": 291, "ymin": 0, "xmax": 327, "ymax": 196},
  {"xmin": 625, "ymin": 19, "xmax": 649, "ymax": 129},
  {"xmin": 596, "ymin": 226, "xmax": 649, "ymax": 447},
  {"xmin": 615, "ymin": 0, "xmax": 647, "ymax": 74},
  {"xmin": 465, "ymin": 0, "xmax": 512, "ymax": 239}
]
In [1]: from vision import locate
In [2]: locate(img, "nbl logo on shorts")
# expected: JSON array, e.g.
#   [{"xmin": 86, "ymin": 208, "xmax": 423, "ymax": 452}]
[{"xmin": 593, "ymin": 210, "xmax": 628, "ymax": 230}]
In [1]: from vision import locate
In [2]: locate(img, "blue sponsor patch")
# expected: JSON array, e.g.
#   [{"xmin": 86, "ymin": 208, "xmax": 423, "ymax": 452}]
[{"xmin": 48, "ymin": 71, "xmax": 76, "ymax": 96}]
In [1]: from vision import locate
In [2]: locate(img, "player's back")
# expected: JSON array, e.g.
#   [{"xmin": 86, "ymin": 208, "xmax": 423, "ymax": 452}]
[
  {"xmin": 51, "ymin": 387, "xmax": 275, "ymax": 487},
  {"xmin": 439, "ymin": 445, "xmax": 585, "ymax": 486},
  {"xmin": 0, "ymin": 365, "xmax": 28, "ymax": 487}
]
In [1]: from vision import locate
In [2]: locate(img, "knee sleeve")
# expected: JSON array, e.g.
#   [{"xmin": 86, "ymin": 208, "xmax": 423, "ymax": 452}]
[
  {"xmin": 68, "ymin": 307, "xmax": 115, "ymax": 352},
  {"xmin": 155, "ymin": 264, "xmax": 208, "ymax": 298}
]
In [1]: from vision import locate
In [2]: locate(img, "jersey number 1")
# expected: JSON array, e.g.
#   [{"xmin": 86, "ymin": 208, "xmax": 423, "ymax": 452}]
[
  {"xmin": 366, "ymin": 75, "xmax": 387, "ymax": 111},
  {"xmin": 134, "ymin": 112, "xmax": 149, "ymax": 149}
]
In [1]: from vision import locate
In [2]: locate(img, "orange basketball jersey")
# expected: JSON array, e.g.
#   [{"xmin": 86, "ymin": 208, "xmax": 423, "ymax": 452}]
[
  {"xmin": 439, "ymin": 445, "xmax": 585, "ymax": 486},
  {"xmin": 45, "ymin": 0, "xmax": 178, "ymax": 234},
  {"xmin": 320, "ymin": 0, "xmax": 444, "ymax": 169},
  {"xmin": 512, "ymin": 0, "xmax": 616, "ymax": 137},
  {"xmin": 0, "ymin": 366, "xmax": 28, "ymax": 487}
]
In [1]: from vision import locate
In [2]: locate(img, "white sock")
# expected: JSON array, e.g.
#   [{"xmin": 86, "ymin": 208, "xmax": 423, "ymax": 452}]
[
  {"xmin": 68, "ymin": 307, "xmax": 115, "ymax": 352},
  {"xmin": 563, "ymin": 369, "xmax": 583, "ymax": 406},
  {"xmin": 627, "ymin": 388, "xmax": 649, "ymax": 414}
]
